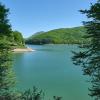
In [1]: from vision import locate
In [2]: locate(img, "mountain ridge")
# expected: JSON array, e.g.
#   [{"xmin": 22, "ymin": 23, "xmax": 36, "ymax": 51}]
[{"xmin": 25, "ymin": 26, "xmax": 87, "ymax": 45}]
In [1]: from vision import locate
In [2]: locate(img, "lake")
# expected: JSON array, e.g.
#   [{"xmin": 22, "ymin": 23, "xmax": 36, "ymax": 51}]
[{"xmin": 13, "ymin": 44, "xmax": 92, "ymax": 100}]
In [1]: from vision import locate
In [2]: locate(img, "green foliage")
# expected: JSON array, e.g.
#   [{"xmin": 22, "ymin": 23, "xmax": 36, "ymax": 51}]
[
  {"xmin": 0, "ymin": 41, "xmax": 16, "ymax": 100},
  {"xmin": 0, "ymin": 30, "xmax": 25, "ymax": 48},
  {"xmin": 20, "ymin": 87, "xmax": 44, "ymax": 100},
  {"xmin": 12, "ymin": 31, "xmax": 25, "ymax": 48},
  {"xmin": 0, "ymin": 3, "xmax": 12, "ymax": 36},
  {"xmin": 72, "ymin": 1, "xmax": 100, "ymax": 100},
  {"xmin": 26, "ymin": 26, "xmax": 87, "ymax": 44},
  {"xmin": 12, "ymin": 87, "xmax": 62, "ymax": 100},
  {"xmin": 0, "ymin": 2, "xmax": 16, "ymax": 100},
  {"xmin": 0, "ymin": 2, "xmax": 25, "ymax": 48},
  {"xmin": 0, "ymin": 2, "xmax": 14, "ymax": 46}
]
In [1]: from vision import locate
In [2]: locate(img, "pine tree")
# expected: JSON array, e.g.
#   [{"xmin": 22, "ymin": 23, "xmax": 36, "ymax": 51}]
[
  {"xmin": 0, "ymin": 2, "xmax": 16, "ymax": 100},
  {"xmin": 0, "ymin": 2, "xmax": 11, "ymax": 36},
  {"xmin": 72, "ymin": 0, "xmax": 100, "ymax": 100}
]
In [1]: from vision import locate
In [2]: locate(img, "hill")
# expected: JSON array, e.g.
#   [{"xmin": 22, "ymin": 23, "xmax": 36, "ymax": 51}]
[{"xmin": 25, "ymin": 26, "xmax": 87, "ymax": 44}]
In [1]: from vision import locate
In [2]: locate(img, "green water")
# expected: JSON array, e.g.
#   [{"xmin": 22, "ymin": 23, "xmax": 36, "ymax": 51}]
[{"xmin": 13, "ymin": 45, "xmax": 92, "ymax": 100}]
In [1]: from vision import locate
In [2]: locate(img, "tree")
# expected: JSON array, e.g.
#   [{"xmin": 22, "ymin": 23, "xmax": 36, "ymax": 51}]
[
  {"xmin": 0, "ymin": 3, "xmax": 16, "ymax": 100},
  {"xmin": 15, "ymin": 87, "xmax": 62, "ymax": 100},
  {"xmin": 0, "ymin": 2, "xmax": 12, "ymax": 36},
  {"xmin": 19, "ymin": 87, "xmax": 44, "ymax": 100},
  {"xmin": 72, "ymin": 0, "xmax": 100, "ymax": 100},
  {"xmin": 12, "ymin": 31, "xmax": 25, "ymax": 47}
]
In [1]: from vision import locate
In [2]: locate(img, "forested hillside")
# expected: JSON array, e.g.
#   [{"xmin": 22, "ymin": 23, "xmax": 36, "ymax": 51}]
[{"xmin": 25, "ymin": 26, "xmax": 87, "ymax": 44}]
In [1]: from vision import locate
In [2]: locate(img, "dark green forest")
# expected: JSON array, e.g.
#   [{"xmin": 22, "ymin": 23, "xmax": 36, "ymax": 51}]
[{"xmin": 25, "ymin": 26, "xmax": 87, "ymax": 45}]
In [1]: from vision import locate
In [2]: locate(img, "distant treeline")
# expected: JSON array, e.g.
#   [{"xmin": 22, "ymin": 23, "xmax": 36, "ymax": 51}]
[{"xmin": 25, "ymin": 26, "xmax": 88, "ymax": 45}]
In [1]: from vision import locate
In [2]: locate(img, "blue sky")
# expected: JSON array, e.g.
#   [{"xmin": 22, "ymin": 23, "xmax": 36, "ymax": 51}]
[{"xmin": 1, "ymin": 0, "xmax": 96, "ymax": 37}]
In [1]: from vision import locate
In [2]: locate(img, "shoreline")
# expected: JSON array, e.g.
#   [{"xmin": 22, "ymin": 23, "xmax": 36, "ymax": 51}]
[{"xmin": 12, "ymin": 47, "xmax": 35, "ymax": 52}]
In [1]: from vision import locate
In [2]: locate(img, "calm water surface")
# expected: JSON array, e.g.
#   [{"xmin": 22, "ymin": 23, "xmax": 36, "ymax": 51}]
[{"xmin": 13, "ymin": 45, "xmax": 92, "ymax": 100}]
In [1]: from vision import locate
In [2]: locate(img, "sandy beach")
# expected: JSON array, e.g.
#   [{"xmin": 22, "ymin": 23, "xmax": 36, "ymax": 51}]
[{"xmin": 12, "ymin": 47, "xmax": 35, "ymax": 52}]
